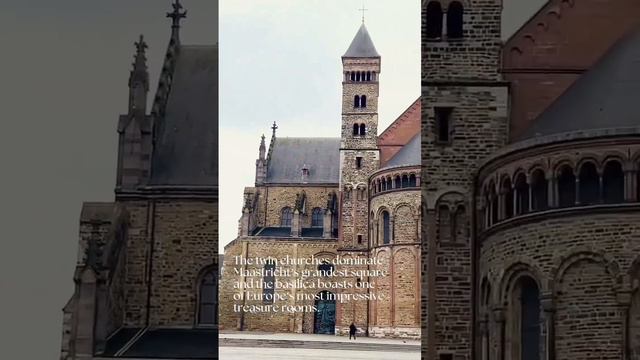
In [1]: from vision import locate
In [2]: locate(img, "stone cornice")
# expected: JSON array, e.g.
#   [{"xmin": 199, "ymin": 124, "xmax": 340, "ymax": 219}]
[{"xmin": 478, "ymin": 202, "xmax": 640, "ymax": 242}]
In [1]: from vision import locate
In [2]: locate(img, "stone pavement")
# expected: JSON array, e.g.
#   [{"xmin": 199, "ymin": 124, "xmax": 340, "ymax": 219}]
[{"xmin": 219, "ymin": 331, "xmax": 420, "ymax": 359}]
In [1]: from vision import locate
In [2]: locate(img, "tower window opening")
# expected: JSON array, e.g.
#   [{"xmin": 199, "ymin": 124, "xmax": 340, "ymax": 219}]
[
  {"xmin": 354, "ymin": 95, "xmax": 360, "ymax": 108},
  {"xmin": 351, "ymin": 72, "xmax": 355, "ymax": 81},
  {"xmin": 447, "ymin": 2, "xmax": 464, "ymax": 39},
  {"xmin": 361, "ymin": 95, "xmax": 367, "ymax": 108},
  {"xmin": 359, "ymin": 123, "xmax": 366, "ymax": 136},
  {"xmin": 353, "ymin": 123, "xmax": 359, "ymax": 136},
  {"xmin": 366, "ymin": 71, "xmax": 371, "ymax": 81},
  {"xmin": 357, "ymin": 234, "xmax": 363, "ymax": 244},
  {"xmin": 356, "ymin": 72, "xmax": 361, "ymax": 82},
  {"xmin": 356, "ymin": 157, "xmax": 363, "ymax": 169},
  {"xmin": 435, "ymin": 107, "xmax": 452, "ymax": 143},
  {"xmin": 425, "ymin": 1, "xmax": 443, "ymax": 40}
]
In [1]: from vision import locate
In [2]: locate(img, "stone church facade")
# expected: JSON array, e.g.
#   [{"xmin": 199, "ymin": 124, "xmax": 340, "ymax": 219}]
[
  {"xmin": 59, "ymin": 3, "xmax": 218, "ymax": 359},
  {"xmin": 422, "ymin": 0, "xmax": 640, "ymax": 359},
  {"xmin": 219, "ymin": 23, "xmax": 422, "ymax": 339}
]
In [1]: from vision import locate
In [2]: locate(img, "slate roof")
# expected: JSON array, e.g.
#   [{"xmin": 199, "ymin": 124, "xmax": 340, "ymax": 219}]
[
  {"xmin": 266, "ymin": 137, "xmax": 340, "ymax": 184},
  {"xmin": 343, "ymin": 23, "xmax": 380, "ymax": 58},
  {"xmin": 519, "ymin": 27, "xmax": 640, "ymax": 140},
  {"xmin": 382, "ymin": 134, "xmax": 420, "ymax": 169},
  {"xmin": 149, "ymin": 45, "xmax": 218, "ymax": 186}
]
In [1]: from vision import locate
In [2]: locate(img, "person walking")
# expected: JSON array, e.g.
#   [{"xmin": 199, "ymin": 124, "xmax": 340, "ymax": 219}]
[{"xmin": 349, "ymin": 322, "xmax": 357, "ymax": 340}]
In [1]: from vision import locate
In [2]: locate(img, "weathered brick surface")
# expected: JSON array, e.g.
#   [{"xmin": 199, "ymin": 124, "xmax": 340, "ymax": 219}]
[
  {"xmin": 250, "ymin": 186, "xmax": 337, "ymax": 229},
  {"xmin": 120, "ymin": 200, "xmax": 217, "ymax": 327},
  {"xmin": 480, "ymin": 210, "xmax": 640, "ymax": 359}
]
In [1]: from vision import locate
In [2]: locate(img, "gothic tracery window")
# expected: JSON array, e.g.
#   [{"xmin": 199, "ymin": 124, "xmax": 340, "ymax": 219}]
[
  {"xmin": 197, "ymin": 268, "xmax": 217, "ymax": 325},
  {"xmin": 312, "ymin": 207, "xmax": 323, "ymax": 227},
  {"xmin": 281, "ymin": 207, "xmax": 293, "ymax": 227}
]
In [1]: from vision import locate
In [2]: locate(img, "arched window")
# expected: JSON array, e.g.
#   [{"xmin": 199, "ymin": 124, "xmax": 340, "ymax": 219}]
[
  {"xmin": 366, "ymin": 71, "xmax": 371, "ymax": 81},
  {"xmin": 353, "ymin": 123, "xmax": 359, "ymax": 136},
  {"xmin": 530, "ymin": 169, "xmax": 548, "ymax": 211},
  {"xmin": 350, "ymin": 72, "xmax": 355, "ymax": 81},
  {"xmin": 425, "ymin": 1, "xmax": 443, "ymax": 39},
  {"xmin": 361, "ymin": 95, "xmax": 367, "ymax": 108},
  {"xmin": 490, "ymin": 187, "xmax": 498, "ymax": 225},
  {"xmin": 394, "ymin": 175, "xmax": 401, "ymax": 189},
  {"xmin": 409, "ymin": 174, "xmax": 417, "ymax": 187},
  {"xmin": 438, "ymin": 205, "xmax": 451, "ymax": 241},
  {"xmin": 263, "ymin": 260, "xmax": 276, "ymax": 304},
  {"xmin": 502, "ymin": 178, "xmax": 514, "ymax": 219},
  {"xmin": 557, "ymin": 165, "xmax": 576, "ymax": 207},
  {"xmin": 354, "ymin": 95, "xmax": 360, "ymax": 108},
  {"xmin": 402, "ymin": 175, "xmax": 409, "ymax": 188},
  {"xmin": 318, "ymin": 261, "xmax": 334, "ymax": 276},
  {"xmin": 376, "ymin": 179, "xmax": 381, "ymax": 193},
  {"xmin": 197, "ymin": 268, "xmax": 217, "ymax": 325},
  {"xmin": 579, "ymin": 162, "xmax": 599, "ymax": 205},
  {"xmin": 312, "ymin": 208, "xmax": 323, "ymax": 227},
  {"xmin": 453, "ymin": 205, "xmax": 466, "ymax": 242},
  {"xmin": 359, "ymin": 123, "xmax": 366, "ymax": 136},
  {"xmin": 281, "ymin": 207, "xmax": 293, "ymax": 227},
  {"xmin": 356, "ymin": 72, "xmax": 361, "ymax": 82},
  {"xmin": 447, "ymin": 1, "xmax": 464, "ymax": 39},
  {"xmin": 603, "ymin": 160, "xmax": 624, "ymax": 203},
  {"xmin": 382, "ymin": 211, "xmax": 391, "ymax": 244},
  {"xmin": 345, "ymin": 72, "xmax": 350, "ymax": 81},
  {"xmin": 515, "ymin": 173, "xmax": 529, "ymax": 215},
  {"xmin": 519, "ymin": 277, "xmax": 540, "ymax": 360},
  {"xmin": 382, "ymin": 178, "xmax": 387, "ymax": 191}
]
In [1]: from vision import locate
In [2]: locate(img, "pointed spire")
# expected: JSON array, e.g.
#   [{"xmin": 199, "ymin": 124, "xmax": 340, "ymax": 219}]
[
  {"xmin": 128, "ymin": 35, "xmax": 149, "ymax": 115},
  {"xmin": 343, "ymin": 23, "xmax": 379, "ymax": 58},
  {"xmin": 167, "ymin": 0, "xmax": 187, "ymax": 42},
  {"xmin": 259, "ymin": 134, "xmax": 266, "ymax": 160}
]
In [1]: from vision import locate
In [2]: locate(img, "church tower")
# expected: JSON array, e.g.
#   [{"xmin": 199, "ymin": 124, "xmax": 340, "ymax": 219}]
[
  {"xmin": 421, "ymin": 1, "xmax": 508, "ymax": 359},
  {"xmin": 336, "ymin": 22, "xmax": 381, "ymax": 336},
  {"xmin": 339, "ymin": 23, "xmax": 381, "ymax": 250}
]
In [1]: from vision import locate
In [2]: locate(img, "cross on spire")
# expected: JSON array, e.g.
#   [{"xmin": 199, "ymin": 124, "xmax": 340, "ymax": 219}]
[
  {"xmin": 271, "ymin": 122, "xmax": 278, "ymax": 137},
  {"xmin": 359, "ymin": 2, "xmax": 368, "ymax": 24},
  {"xmin": 167, "ymin": 0, "xmax": 187, "ymax": 30},
  {"xmin": 135, "ymin": 34, "xmax": 148, "ymax": 55}
]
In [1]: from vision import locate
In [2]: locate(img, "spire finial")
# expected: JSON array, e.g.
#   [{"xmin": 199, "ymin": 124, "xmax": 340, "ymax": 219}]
[
  {"xmin": 271, "ymin": 121, "xmax": 278, "ymax": 137},
  {"xmin": 134, "ymin": 35, "xmax": 148, "ymax": 68},
  {"xmin": 359, "ymin": 1, "xmax": 368, "ymax": 24},
  {"xmin": 167, "ymin": 0, "xmax": 187, "ymax": 38}
]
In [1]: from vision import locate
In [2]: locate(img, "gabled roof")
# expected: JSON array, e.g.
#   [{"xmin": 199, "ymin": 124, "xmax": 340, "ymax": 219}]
[
  {"xmin": 149, "ymin": 45, "xmax": 218, "ymax": 186},
  {"xmin": 519, "ymin": 27, "xmax": 640, "ymax": 140},
  {"xmin": 343, "ymin": 23, "xmax": 380, "ymax": 58},
  {"xmin": 266, "ymin": 137, "xmax": 340, "ymax": 184}
]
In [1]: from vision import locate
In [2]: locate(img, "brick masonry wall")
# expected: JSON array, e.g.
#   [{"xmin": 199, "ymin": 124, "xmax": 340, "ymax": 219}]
[
  {"xmin": 254, "ymin": 186, "xmax": 338, "ymax": 229},
  {"xmin": 120, "ymin": 199, "xmax": 217, "ymax": 327},
  {"xmin": 421, "ymin": 84, "xmax": 508, "ymax": 359},
  {"xmin": 480, "ymin": 210, "xmax": 640, "ymax": 359},
  {"xmin": 219, "ymin": 239, "xmax": 339, "ymax": 332}
]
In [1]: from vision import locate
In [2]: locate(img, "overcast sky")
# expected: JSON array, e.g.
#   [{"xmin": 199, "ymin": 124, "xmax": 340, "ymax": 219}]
[{"xmin": 0, "ymin": 0, "xmax": 544, "ymax": 358}]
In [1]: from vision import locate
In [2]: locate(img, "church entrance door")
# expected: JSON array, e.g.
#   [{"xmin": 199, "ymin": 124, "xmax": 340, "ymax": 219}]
[{"xmin": 314, "ymin": 291, "xmax": 336, "ymax": 334}]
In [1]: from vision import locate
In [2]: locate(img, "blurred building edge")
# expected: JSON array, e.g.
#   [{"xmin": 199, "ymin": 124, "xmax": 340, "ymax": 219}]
[
  {"xmin": 422, "ymin": 0, "xmax": 640, "ymax": 359},
  {"xmin": 60, "ymin": 1, "xmax": 219, "ymax": 359}
]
